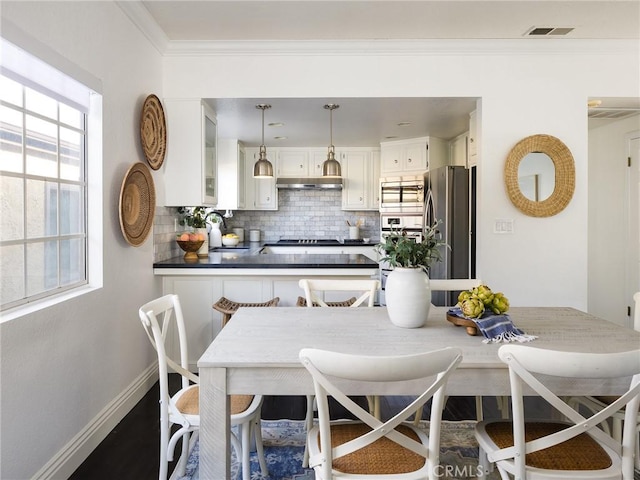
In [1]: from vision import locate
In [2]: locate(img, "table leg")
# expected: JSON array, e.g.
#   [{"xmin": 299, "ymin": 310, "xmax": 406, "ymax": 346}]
[{"xmin": 200, "ymin": 367, "xmax": 231, "ymax": 479}]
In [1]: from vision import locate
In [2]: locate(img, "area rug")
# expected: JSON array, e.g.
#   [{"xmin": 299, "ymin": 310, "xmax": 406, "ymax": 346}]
[{"xmin": 176, "ymin": 419, "xmax": 500, "ymax": 480}]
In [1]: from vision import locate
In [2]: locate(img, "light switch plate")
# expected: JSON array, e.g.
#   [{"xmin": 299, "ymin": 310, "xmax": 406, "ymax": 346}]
[{"xmin": 494, "ymin": 219, "xmax": 514, "ymax": 234}]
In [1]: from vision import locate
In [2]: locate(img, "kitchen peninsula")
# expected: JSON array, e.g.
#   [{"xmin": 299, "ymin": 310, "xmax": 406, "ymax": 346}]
[{"xmin": 154, "ymin": 242, "xmax": 379, "ymax": 368}]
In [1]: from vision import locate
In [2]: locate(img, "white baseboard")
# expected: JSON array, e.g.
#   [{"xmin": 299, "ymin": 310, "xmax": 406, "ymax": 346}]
[{"xmin": 31, "ymin": 363, "xmax": 158, "ymax": 480}]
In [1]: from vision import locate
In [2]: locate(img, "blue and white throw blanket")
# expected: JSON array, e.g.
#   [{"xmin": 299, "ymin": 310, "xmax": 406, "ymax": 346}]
[{"xmin": 448, "ymin": 307, "xmax": 537, "ymax": 344}]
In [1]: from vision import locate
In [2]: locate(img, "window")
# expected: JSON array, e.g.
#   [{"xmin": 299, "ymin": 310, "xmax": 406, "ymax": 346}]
[{"xmin": 0, "ymin": 37, "xmax": 101, "ymax": 312}]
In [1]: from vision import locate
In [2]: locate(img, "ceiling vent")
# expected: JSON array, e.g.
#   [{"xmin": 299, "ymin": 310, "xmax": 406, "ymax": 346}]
[{"xmin": 525, "ymin": 27, "xmax": 575, "ymax": 37}]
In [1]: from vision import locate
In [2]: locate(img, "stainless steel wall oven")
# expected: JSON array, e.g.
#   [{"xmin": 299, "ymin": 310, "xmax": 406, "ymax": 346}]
[{"xmin": 379, "ymin": 175, "xmax": 426, "ymax": 214}]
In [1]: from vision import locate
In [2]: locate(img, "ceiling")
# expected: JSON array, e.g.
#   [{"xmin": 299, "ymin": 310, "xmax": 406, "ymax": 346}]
[
  {"xmin": 208, "ymin": 97, "xmax": 479, "ymax": 147},
  {"xmin": 133, "ymin": 1, "xmax": 640, "ymax": 147},
  {"xmin": 141, "ymin": 1, "xmax": 640, "ymax": 42}
]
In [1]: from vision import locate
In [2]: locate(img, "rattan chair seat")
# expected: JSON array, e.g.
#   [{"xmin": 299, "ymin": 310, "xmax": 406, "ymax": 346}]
[
  {"xmin": 296, "ymin": 296, "xmax": 357, "ymax": 307},
  {"xmin": 175, "ymin": 385, "xmax": 199, "ymax": 415},
  {"xmin": 212, "ymin": 296, "xmax": 280, "ymax": 326},
  {"xmin": 485, "ymin": 421, "xmax": 612, "ymax": 470},
  {"xmin": 322, "ymin": 423, "xmax": 426, "ymax": 475}
]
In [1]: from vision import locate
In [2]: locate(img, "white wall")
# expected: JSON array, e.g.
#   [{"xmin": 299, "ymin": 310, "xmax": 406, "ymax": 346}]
[
  {"xmin": 0, "ymin": 3, "xmax": 162, "ymax": 479},
  {"xmin": 161, "ymin": 41, "xmax": 639, "ymax": 309},
  {"xmin": 1, "ymin": 3, "xmax": 639, "ymax": 477},
  {"xmin": 588, "ymin": 114, "xmax": 640, "ymax": 326}
]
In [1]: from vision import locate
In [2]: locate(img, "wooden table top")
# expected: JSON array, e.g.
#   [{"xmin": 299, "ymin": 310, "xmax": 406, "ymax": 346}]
[{"xmin": 199, "ymin": 306, "xmax": 640, "ymax": 370}]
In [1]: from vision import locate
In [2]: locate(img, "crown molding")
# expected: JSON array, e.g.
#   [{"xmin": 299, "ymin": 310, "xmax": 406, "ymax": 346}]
[
  {"xmin": 161, "ymin": 38, "xmax": 638, "ymax": 57},
  {"xmin": 116, "ymin": 1, "xmax": 168, "ymax": 55}
]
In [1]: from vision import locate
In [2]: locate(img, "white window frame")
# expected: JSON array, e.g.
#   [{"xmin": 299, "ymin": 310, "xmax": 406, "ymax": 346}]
[{"xmin": 0, "ymin": 30, "xmax": 103, "ymax": 321}]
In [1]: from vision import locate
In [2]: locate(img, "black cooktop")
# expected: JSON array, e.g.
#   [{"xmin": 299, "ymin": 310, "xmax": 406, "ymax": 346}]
[{"xmin": 276, "ymin": 239, "xmax": 365, "ymax": 245}]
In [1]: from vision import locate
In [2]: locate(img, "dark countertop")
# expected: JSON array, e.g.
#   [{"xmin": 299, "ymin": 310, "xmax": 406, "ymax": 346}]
[{"xmin": 154, "ymin": 242, "xmax": 379, "ymax": 270}]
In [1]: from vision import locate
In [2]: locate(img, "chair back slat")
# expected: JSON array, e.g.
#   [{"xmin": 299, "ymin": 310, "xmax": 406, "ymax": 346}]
[{"xmin": 299, "ymin": 279, "xmax": 379, "ymax": 308}]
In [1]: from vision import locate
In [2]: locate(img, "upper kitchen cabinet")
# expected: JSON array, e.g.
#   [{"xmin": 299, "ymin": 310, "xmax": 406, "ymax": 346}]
[
  {"xmin": 276, "ymin": 148, "xmax": 326, "ymax": 177},
  {"xmin": 163, "ymin": 99, "xmax": 217, "ymax": 206},
  {"xmin": 244, "ymin": 147, "xmax": 278, "ymax": 210},
  {"xmin": 217, "ymin": 139, "xmax": 246, "ymax": 210},
  {"xmin": 449, "ymin": 132, "xmax": 469, "ymax": 167},
  {"xmin": 276, "ymin": 149, "xmax": 311, "ymax": 177},
  {"xmin": 380, "ymin": 136, "xmax": 448, "ymax": 175},
  {"xmin": 341, "ymin": 148, "xmax": 380, "ymax": 211},
  {"xmin": 468, "ymin": 110, "xmax": 478, "ymax": 167}
]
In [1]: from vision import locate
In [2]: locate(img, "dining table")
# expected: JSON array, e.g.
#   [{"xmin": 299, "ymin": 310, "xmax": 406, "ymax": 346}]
[{"xmin": 197, "ymin": 305, "xmax": 640, "ymax": 479}]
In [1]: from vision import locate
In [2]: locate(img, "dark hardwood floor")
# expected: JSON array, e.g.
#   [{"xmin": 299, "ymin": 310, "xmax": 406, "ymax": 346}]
[{"xmin": 69, "ymin": 376, "xmax": 522, "ymax": 479}]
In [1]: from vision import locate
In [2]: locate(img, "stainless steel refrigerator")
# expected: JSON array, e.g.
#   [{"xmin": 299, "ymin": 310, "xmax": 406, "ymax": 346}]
[{"xmin": 425, "ymin": 165, "xmax": 476, "ymax": 306}]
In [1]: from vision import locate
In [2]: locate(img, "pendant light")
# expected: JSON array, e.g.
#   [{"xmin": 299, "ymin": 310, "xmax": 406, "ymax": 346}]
[
  {"xmin": 253, "ymin": 104, "xmax": 274, "ymax": 178},
  {"xmin": 322, "ymin": 104, "xmax": 341, "ymax": 177}
]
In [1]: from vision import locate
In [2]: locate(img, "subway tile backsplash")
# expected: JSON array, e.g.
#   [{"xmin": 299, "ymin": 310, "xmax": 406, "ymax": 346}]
[{"xmin": 153, "ymin": 190, "xmax": 380, "ymax": 262}]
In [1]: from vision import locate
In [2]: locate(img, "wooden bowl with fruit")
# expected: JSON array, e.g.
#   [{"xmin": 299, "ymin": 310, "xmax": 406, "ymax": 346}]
[{"xmin": 176, "ymin": 232, "xmax": 205, "ymax": 261}]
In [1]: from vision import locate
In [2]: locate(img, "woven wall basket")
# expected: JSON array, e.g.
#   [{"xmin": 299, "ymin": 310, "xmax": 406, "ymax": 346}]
[
  {"xmin": 504, "ymin": 134, "xmax": 575, "ymax": 217},
  {"xmin": 140, "ymin": 94, "xmax": 167, "ymax": 170},
  {"xmin": 119, "ymin": 162, "xmax": 156, "ymax": 246}
]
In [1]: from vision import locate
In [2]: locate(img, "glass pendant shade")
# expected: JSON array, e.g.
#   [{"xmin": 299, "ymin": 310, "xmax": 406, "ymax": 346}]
[
  {"xmin": 254, "ymin": 104, "xmax": 274, "ymax": 178},
  {"xmin": 322, "ymin": 104, "xmax": 341, "ymax": 177}
]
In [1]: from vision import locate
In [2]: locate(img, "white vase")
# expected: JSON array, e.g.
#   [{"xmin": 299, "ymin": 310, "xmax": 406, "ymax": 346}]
[
  {"xmin": 196, "ymin": 227, "xmax": 209, "ymax": 257},
  {"xmin": 209, "ymin": 222, "xmax": 222, "ymax": 248},
  {"xmin": 385, "ymin": 267, "xmax": 431, "ymax": 328}
]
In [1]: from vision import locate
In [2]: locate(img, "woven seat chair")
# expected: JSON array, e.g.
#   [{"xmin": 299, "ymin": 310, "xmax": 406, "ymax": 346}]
[
  {"xmin": 422, "ymin": 278, "xmax": 508, "ymax": 423},
  {"xmin": 139, "ymin": 294, "xmax": 268, "ymax": 480},
  {"xmin": 212, "ymin": 296, "xmax": 280, "ymax": 327},
  {"xmin": 298, "ymin": 278, "xmax": 378, "ymax": 308},
  {"xmin": 297, "ymin": 278, "xmax": 381, "ymax": 467},
  {"xmin": 475, "ymin": 344, "xmax": 640, "ymax": 480},
  {"xmin": 299, "ymin": 346, "xmax": 463, "ymax": 480},
  {"xmin": 567, "ymin": 291, "xmax": 640, "ymax": 471}
]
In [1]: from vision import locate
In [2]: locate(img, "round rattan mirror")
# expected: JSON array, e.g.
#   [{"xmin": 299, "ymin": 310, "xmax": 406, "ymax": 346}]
[{"xmin": 504, "ymin": 134, "xmax": 575, "ymax": 217}]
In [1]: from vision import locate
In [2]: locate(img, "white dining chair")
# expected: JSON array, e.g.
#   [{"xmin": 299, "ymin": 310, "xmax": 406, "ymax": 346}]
[
  {"xmin": 298, "ymin": 278, "xmax": 379, "ymax": 308},
  {"xmin": 567, "ymin": 291, "xmax": 640, "ymax": 470},
  {"xmin": 424, "ymin": 278, "xmax": 504, "ymax": 422},
  {"xmin": 298, "ymin": 278, "xmax": 381, "ymax": 467},
  {"xmin": 138, "ymin": 294, "xmax": 268, "ymax": 480},
  {"xmin": 300, "ymin": 346, "xmax": 463, "ymax": 480},
  {"xmin": 475, "ymin": 344, "xmax": 640, "ymax": 480}
]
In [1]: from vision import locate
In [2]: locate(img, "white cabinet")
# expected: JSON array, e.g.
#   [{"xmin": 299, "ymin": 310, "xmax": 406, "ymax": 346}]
[
  {"xmin": 276, "ymin": 149, "xmax": 310, "ymax": 177},
  {"xmin": 276, "ymin": 148, "xmax": 326, "ymax": 177},
  {"xmin": 163, "ymin": 99, "xmax": 217, "ymax": 206},
  {"xmin": 217, "ymin": 139, "xmax": 246, "ymax": 210},
  {"xmin": 161, "ymin": 277, "xmax": 216, "ymax": 369},
  {"xmin": 309, "ymin": 149, "xmax": 328, "ymax": 177},
  {"xmin": 380, "ymin": 136, "xmax": 448, "ymax": 175},
  {"xmin": 450, "ymin": 132, "xmax": 469, "ymax": 167},
  {"xmin": 340, "ymin": 148, "xmax": 380, "ymax": 211},
  {"xmin": 371, "ymin": 150, "xmax": 381, "ymax": 208},
  {"xmin": 245, "ymin": 147, "xmax": 278, "ymax": 210},
  {"xmin": 468, "ymin": 110, "xmax": 478, "ymax": 167}
]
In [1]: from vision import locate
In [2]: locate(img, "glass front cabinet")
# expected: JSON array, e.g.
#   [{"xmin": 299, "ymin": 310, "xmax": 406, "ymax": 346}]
[{"xmin": 163, "ymin": 98, "xmax": 218, "ymax": 206}]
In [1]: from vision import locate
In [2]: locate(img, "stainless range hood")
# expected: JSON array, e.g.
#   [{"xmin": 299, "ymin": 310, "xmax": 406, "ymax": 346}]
[{"xmin": 276, "ymin": 177, "xmax": 343, "ymax": 190}]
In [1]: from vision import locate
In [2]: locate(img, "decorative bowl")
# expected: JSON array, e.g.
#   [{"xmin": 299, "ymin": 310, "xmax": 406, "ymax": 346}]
[
  {"xmin": 222, "ymin": 236, "xmax": 240, "ymax": 246},
  {"xmin": 176, "ymin": 239, "xmax": 204, "ymax": 261}
]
